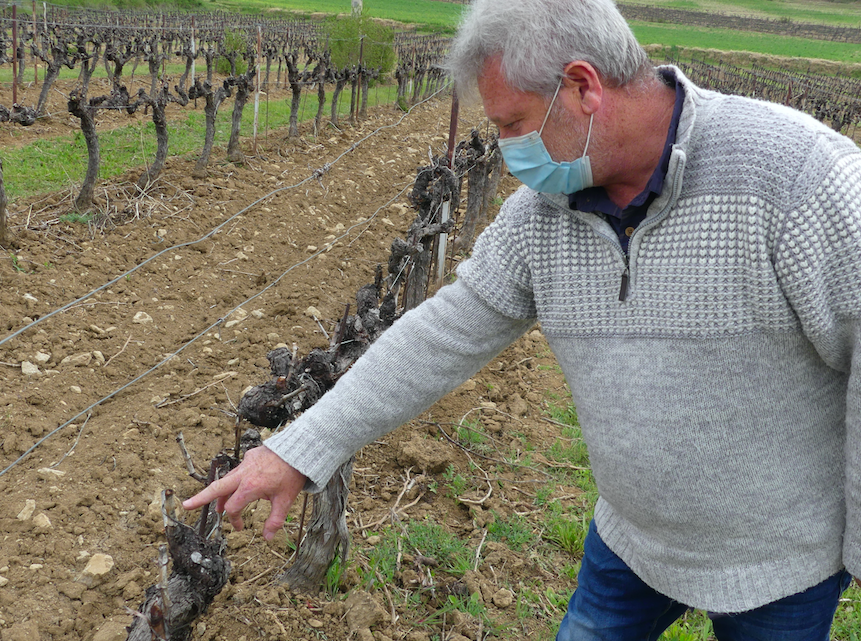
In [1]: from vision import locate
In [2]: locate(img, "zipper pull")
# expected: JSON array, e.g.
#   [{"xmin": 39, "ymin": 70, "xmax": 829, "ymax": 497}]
[{"xmin": 619, "ymin": 267, "xmax": 629, "ymax": 302}]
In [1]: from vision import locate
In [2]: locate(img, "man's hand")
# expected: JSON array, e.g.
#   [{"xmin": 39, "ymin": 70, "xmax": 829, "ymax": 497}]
[{"xmin": 182, "ymin": 446, "xmax": 306, "ymax": 541}]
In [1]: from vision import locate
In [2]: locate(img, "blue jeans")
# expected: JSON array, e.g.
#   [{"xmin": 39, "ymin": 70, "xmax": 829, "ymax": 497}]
[{"xmin": 557, "ymin": 520, "xmax": 852, "ymax": 641}]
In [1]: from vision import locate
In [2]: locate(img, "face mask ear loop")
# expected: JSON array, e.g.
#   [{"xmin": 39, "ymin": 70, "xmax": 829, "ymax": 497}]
[
  {"xmin": 581, "ymin": 113, "xmax": 595, "ymax": 158},
  {"xmin": 538, "ymin": 78, "xmax": 564, "ymax": 136}
]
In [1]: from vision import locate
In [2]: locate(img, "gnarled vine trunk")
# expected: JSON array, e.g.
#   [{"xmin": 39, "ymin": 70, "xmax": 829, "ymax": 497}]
[
  {"xmin": 227, "ymin": 63, "xmax": 257, "ymax": 164},
  {"xmin": 190, "ymin": 79, "xmax": 231, "ymax": 179}
]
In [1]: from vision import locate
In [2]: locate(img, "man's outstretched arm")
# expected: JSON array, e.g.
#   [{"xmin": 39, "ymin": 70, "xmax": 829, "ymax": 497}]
[{"xmin": 182, "ymin": 278, "xmax": 536, "ymax": 538}]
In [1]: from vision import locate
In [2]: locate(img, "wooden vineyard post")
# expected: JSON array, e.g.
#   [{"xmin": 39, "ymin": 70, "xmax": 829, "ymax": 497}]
[
  {"xmin": 436, "ymin": 90, "xmax": 459, "ymax": 287},
  {"xmin": 32, "ymin": 1, "xmax": 37, "ymax": 84},
  {"xmin": 357, "ymin": 34, "xmax": 365, "ymax": 120},
  {"xmin": 190, "ymin": 16, "xmax": 196, "ymax": 88},
  {"xmin": 11, "ymin": 5, "xmax": 17, "ymax": 106},
  {"xmin": 253, "ymin": 25, "xmax": 262, "ymax": 154}
]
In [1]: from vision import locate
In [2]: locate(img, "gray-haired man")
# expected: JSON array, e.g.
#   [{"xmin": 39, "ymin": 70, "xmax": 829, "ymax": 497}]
[{"xmin": 186, "ymin": 1, "xmax": 861, "ymax": 637}]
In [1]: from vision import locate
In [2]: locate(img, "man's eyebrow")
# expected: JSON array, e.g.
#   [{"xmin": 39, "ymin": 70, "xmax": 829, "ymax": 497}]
[{"xmin": 489, "ymin": 110, "xmax": 524, "ymax": 127}]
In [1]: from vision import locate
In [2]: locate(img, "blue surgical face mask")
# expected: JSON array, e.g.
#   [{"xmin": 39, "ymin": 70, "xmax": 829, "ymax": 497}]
[{"xmin": 497, "ymin": 79, "xmax": 594, "ymax": 194}]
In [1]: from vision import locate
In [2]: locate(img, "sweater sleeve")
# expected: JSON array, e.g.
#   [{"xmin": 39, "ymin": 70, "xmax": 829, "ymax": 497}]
[
  {"xmin": 456, "ymin": 186, "xmax": 538, "ymax": 319},
  {"xmin": 263, "ymin": 278, "xmax": 536, "ymax": 492},
  {"xmin": 771, "ymin": 135, "xmax": 861, "ymax": 576}
]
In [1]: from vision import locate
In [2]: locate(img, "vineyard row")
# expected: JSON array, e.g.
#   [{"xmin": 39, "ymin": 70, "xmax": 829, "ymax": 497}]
[
  {"xmin": 619, "ymin": 3, "xmax": 861, "ymax": 45},
  {"xmin": 0, "ymin": 5, "xmax": 857, "ymax": 229},
  {"xmin": 666, "ymin": 55, "xmax": 861, "ymax": 136}
]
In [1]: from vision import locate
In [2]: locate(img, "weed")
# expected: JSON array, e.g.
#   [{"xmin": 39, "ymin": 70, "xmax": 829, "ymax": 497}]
[
  {"xmin": 59, "ymin": 211, "xmax": 95, "ymax": 225},
  {"xmin": 534, "ymin": 483, "xmax": 554, "ymax": 506},
  {"xmin": 419, "ymin": 593, "xmax": 490, "ymax": 631},
  {"xmin": 324, "ymin": 552, "xmax": 346, "ymax": 597},
  {"xmin": 515, "ymin": 586, "xmax": 544, "ymax": 621},
  {"xmin": 545, "ymin": 399, "xmax": 579, "ymax": 427},
  {"xmin": 548, "ymin": 436, "xmax": 590, "ymax": 469},
  {"xmin": 661, "ymin": 610, "xmax": 714, "ymax": 641},
  {"xmin": 405, "ymin": 519, "xmax": 472, "ymax": 576},
  {"xmin": 456, "ymin": 419, "xmax": 487, "ymax": 448},
  {"xmin": 561, "ymin": 562, "xmax": 580, "ymax": 581},
  {"xmin": 833, "ymin": 583, "xmax": 861, "ymax": 641},
  {"xmin": 443, "ymin": 464, "xmax": 469, "ymax": 499},
  {"xmin": 544, "ymin": 513, "xmax": 590, "ymax": 557},
  {"xmin": 544, "ymin": 587, "xmax": 570, "ymax": 613},
  {"xmin": 8, "ymin": 252, "xmax": 25, "ymax": 273},
  {"xmin": 363, "ymin": 529, "xmax": 399, "ymax": 589},
  {"xmin": 488, "ymin": 512, "xmax": 537, "ymax": 552}
]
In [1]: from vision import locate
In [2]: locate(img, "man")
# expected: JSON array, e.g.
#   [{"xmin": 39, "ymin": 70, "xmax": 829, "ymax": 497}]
[{"xmin": 185, "ymin": 0, "xmax": 861, "ymax": 638}]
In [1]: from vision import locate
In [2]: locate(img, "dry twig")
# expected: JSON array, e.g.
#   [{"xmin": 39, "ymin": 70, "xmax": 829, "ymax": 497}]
[{"xmin": 103, "ymin": 333, "xmax": 132, "ymax": 368}]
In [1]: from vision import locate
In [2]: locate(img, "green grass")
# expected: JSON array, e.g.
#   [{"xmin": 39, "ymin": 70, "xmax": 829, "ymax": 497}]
[
  {"xmin": 621, "ymin": 0, "xmax": 861, "ymax": 27},
  {"xmin": 360, "ymin": 519, "xmax": 474, "ymax": 596},
  {"xmin": 1, "ymin": 83, "xmax": 399, "ymax": 201},
  {"xmin": 442, "ymin": 464, "xmax": 470, "ymax": 500},
  {"xmin": 632, "ymin": 22, "xmax": 861, "ymax": 65},
  {"xmin": 488, "ymin": 512, "xmax": 537, "ymax": 552},
  {"xmin": 833, "ymin": 584, "xmax": 861, "ymax": 641},
  {"xmin": 662, "ymin": 610, "xmax": 714, "ymax": 641},
  {"xmin": 210, "ymin": 0, "xmax": 465, "ymax": 33}
]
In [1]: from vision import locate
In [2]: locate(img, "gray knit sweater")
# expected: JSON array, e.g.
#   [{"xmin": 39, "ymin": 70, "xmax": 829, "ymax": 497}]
[{"xmin": 265, "ymin": 67, "xmax": 861, "ymax": 613}]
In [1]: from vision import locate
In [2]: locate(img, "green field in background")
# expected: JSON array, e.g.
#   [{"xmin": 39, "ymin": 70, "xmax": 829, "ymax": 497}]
[
  {"xmin": 632, "ymin": 22, "xmax": 861, "ymax": 64},
  {"xmin": 619, "ymin": 0, "xmax": 861, "ymax": 27}
]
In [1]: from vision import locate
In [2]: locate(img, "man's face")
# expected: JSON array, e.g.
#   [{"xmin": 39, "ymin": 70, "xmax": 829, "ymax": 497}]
[{"xmin": 478, "ymin": 56, "xmax": 589, "ymax": 164}]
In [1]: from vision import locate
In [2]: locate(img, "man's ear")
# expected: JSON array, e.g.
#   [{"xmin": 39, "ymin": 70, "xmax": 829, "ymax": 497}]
[{"xmin": 560, "ymin": 61, "xmax": 602, "ymax": 115}]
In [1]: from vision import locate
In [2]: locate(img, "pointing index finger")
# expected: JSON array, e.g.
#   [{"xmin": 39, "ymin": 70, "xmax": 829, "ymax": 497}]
[{"xmin": 182, "ymin": 471, "xmax": 241, "ymax": 511}]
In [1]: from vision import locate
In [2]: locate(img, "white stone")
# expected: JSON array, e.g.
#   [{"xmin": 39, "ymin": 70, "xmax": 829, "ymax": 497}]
[
  {"xmin": 228, "ymin": 307, "xmax": 248, "ymax": 321},
  {"xmin": 0, "ymin": 577, "xmax": 8, "ymax": 587},
  {"xmin": 37, "ymin": 467, "xmax": 66, "ymax": 481},
  {"xmin": 83, "ymin": 553, "xmax": 114, "ymax": 578},
  {"xmin": 251, "ymin": 309, "xmax": 265, "ymax": 319},
  {"xmin": 93, "ymin": 351, "xmax": 105, "ymax": 365},
  {"xmin": 21, "ymin": 361, "xmax": 40, "ymax": 376},
  {"xmin": 17, "ymin": 499, "xmax": 36, "ymax": 521},
  {"xmin": 70, "ymin": 385, "xmax": 82, "ymax": 394},
  {"xmin": 34, "ymin": 351, "xmax": 51, "ymax": 364},
  {"xmin": 133, "ymin": 311, "xmax": 153, "ymax": 324},
  {"xmin": 33, "ymin": 513, "xmax": 52, "ymax": 529},
  {"xmin": 305, "ymin": 306, "xmax": 322, "ymax": 318},
  {"xmin": 23, "ymin": 293, "xmax": 38, "ymax": 303},
  {"xmin": 60, "ymin": 352, "xmax": 93, "ymax": 367}
]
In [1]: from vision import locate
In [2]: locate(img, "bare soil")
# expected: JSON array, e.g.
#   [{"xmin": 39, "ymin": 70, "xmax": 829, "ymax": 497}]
[{"xmin": 0, "ymin": 79, "xmax": 578, "ymax": 641}]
